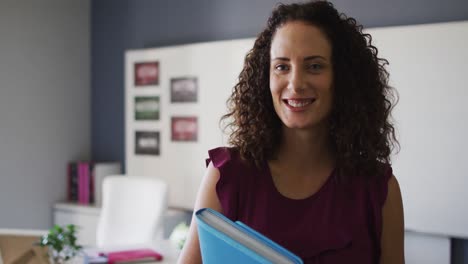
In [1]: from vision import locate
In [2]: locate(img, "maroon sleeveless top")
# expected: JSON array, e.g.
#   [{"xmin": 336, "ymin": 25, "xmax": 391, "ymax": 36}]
[{"xmin": 206, "ymin": 147, "xmax": 392, "ymax": 264}]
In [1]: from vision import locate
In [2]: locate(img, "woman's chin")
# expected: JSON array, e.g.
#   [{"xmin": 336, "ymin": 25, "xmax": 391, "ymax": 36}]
[{"xmin": 282, "ymin": 119, "xmax": 328, "ymax": 131}]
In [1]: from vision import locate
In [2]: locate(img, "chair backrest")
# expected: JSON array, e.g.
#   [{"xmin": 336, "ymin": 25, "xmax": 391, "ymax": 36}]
[{"xmin": 96, "ymin": 176, "xmax": 168, "ymax": 248}]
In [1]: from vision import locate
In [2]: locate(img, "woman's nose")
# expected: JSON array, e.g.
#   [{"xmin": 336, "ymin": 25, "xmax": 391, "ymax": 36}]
[{"xmin": 287, "ymin": 69, "xmax": 305, "ymax": 92}]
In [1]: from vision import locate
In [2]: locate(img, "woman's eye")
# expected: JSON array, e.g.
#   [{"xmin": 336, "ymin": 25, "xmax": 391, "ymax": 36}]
[
  {"xmin": 308, "ymin": 63, "xmax": 323, "ymax": 71},
  {"xmin": 275, "ymin": 64, "xmax": 289, "ymax": 71}
]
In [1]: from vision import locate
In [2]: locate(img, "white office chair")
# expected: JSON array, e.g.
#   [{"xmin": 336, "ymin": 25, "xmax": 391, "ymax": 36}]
[{"xmin": 96, "ymin": 175, "xmax": 168, "ymax": 248}]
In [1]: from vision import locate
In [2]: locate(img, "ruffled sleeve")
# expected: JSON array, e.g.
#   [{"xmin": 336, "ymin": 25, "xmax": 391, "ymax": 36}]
[
  {"xmin": 205, "ymin": 147, "xmax": 239, "ymax": 220},
  {"xmin": 378, "ymin": 165, "xmax": 393, "ymax": 207},
  {"xmin": 369, "ymin": 164, "xmax": 394, "ymax": 243}
]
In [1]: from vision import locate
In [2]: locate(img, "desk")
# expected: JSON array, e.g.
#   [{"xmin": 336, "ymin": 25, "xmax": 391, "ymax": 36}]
[
  {"xmin": 0, "ymin": 229, "xmax": 180, "ymax": 264},
  {"xmin": 0, "ymin": 229, "xmax": 48, "ymax": 264}
]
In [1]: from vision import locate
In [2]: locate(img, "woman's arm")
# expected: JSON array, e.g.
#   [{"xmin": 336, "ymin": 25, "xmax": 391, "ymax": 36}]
[
  {"xmin": 380, "ymin": 175, "xmax": 405, "ymax": 264},
  {"xmin": 177, "ymin": 162, "xmax": 223, "ymax": 264}
]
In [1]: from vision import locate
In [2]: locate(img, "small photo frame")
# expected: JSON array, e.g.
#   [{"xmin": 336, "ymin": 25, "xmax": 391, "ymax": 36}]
[
  {"xmin": 135, "ymin": 131, "xmax": 160, "ymax": 155},
  {"xmin": 134, "ymin": 96, "xmax": 160, "ymax": 120},
  {"xmin": 171, "ymin": 116, "xmax": 198, "ymax": 142},
  {"xmin": 170, "ymin": 77, "xmax": 198, "ymax": 103},
  {"xmin": 134, "ymin": 61, "xmax": 159, "ymax": 86}
]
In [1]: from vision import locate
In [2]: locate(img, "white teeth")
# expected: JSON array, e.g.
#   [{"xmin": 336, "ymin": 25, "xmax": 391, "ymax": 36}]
[{"xmin": 286, "ymin": 99, "xmax": 312, "ymax": 108}]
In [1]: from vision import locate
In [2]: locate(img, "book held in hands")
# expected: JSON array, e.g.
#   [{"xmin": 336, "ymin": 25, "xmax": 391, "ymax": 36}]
[{"xmin": 196, "ymin": 208, "xmax": 303, "ymax": 264}]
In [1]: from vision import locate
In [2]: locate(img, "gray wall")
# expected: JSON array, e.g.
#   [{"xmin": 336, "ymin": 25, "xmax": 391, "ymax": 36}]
[{"xmin": 0, "ymin": 0, "xmax": 90, "ymax": 229}]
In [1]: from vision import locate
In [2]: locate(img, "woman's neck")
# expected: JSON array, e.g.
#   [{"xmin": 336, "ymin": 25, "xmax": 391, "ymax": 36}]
[
  {"xmin": 267, "ymin": 126, "xmax": 336, "ymax": 198},
  {"xmin": 275, "ymin": 125, "xmax": 335, "ymax": 173}
]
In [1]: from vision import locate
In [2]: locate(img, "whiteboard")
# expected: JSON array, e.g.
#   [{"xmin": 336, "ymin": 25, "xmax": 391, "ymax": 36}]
[
  {"xmin": 369, "ymin": 21, "xmax": 468, "ymax": 238},
  {"xmin": 125, "ymin": 21, "xmax": 468, "ymax": 238}
]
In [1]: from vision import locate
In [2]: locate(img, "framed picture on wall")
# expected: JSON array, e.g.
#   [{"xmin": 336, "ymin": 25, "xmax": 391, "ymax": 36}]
[
  {"xmin": 134, "ymin": 61, "xmax": 159, "ymax": 86},
  {"xmin": 135, "ymin": 131, "xmax": 160, "ymax": 155},
  {"xmin": 134, "ymin": 96, "xmax": 160, "ymax": 120},
  {"xmin": 170, "ymin": 77, "xmax": 198, "ymax": 103},
  {"xmin": 171, "ymin": 116, "xmax": 198, "ymax": 142}
]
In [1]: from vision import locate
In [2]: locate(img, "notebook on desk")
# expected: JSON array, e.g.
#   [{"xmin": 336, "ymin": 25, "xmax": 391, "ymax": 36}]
[{"xmin": 85, "ymin": 248, "xmax": 163, "ymax": 264}]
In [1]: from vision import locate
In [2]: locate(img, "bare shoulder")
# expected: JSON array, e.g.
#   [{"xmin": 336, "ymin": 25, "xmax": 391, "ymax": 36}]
[
  {"xmin": 387, "ymin": 175, "xmax": 401, "ymax": 196},
  {"xmin": 194, "ymin": 162, "xmax": 223, "ymax": 210},
  {"xmin": 380, "ymin": 175, "xmax": 405, "ymax": 264}
]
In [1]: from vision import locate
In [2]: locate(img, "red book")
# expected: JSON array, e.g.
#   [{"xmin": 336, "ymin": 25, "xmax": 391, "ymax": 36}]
[
  {"xmin": 100, "ymin": 249, "xmax": 163, "ymax": 264},
  {"xmin": 78, "ymin": 162, "xmax": 90, "ymax": 204},
  {"xmin": 78, "ymin": 163, "xmax": 84, "ymax": 204}
]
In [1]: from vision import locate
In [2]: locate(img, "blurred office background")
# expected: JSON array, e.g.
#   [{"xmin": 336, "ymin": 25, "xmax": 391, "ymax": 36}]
[{"xmin": 0, "ymin": 0, "xmax": 467, "ymax": 263}]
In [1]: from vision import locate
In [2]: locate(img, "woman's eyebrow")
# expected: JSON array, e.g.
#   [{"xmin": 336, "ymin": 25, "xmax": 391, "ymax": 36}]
[
  {"xmin": 271, "ymin": 55, "xmax": 327, "ymax": 61},
  {"xmin": 304, "ymin": 55, "xmax": 327, "ymax": 61},
  {"xmin": 271, "ymin": 57, "xmax": 290, "ymax": 61}
]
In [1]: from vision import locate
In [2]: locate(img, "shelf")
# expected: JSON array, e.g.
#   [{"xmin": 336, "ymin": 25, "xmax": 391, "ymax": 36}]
[{"xmin": 54, "ymin": 202, "xmax": 101, "ymax": 216}]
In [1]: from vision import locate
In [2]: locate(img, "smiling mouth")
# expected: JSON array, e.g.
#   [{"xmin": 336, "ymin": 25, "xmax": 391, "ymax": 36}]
[{"xmin": 283, "ymin": 99, "xmax": 316, "ymax": 108}]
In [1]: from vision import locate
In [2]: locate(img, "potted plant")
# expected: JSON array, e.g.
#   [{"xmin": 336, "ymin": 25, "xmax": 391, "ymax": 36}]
[{"xmin": 37, "ymin": 224, "xmax": 82, "ymax": 264}]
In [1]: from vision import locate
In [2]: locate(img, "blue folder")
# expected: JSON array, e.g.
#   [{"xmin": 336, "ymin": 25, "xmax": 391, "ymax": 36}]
[{"xmin": 195, "ymin": 208, "xmax": 303, "ymax": 264}]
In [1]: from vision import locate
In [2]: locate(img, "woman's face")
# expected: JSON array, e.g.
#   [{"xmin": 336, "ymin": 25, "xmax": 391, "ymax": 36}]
[{"xmin": 270, "ymin": 21, "xmax": 333, "ymax": 131}]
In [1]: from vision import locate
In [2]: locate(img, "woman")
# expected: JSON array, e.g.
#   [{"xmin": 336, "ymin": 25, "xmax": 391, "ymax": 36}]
[{"xmin": 178, "ymin": 1, "xmax": 404, "ymax": 263}]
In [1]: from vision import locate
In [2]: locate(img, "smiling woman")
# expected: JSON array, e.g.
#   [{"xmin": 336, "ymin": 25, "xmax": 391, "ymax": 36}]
[{"xmin": 177, "ymin": 1, "xmax": 404, "ymax": 264}]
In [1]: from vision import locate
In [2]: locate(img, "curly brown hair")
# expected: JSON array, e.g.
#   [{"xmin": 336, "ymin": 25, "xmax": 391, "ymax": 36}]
[{"xmin": 222, "ymin": 0, "xmax": 399, "ymax": 179}]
